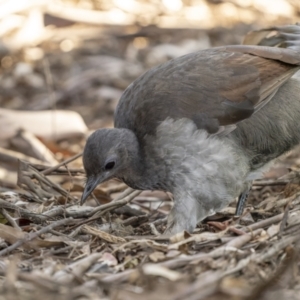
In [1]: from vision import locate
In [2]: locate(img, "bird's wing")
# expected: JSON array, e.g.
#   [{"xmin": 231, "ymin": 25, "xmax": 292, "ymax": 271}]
[
  {"xmin": 183, "ymin": 45, "xmax": 300, "ymax": 131},
  {"xmin": 115, "ymin": 26, "xmax": 300, "ymax": 137}
]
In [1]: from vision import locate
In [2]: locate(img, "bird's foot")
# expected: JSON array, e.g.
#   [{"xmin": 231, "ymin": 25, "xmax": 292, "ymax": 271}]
[
  {"xmin": 164, "ymin": 205, "xmax": 198, "ymax": 236},
  {"xmin": 235, "ymin": 187, "xmax": 251, "ymax": 216}
]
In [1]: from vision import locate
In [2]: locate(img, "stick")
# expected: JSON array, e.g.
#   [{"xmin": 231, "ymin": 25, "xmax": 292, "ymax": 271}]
[
  {"xmin": 0, "ymin": 217, "xmax": 74, "ymax": 257},
  {"xmin": 41, "ymin": 152, "xmax": 83, "ymax": 175}
]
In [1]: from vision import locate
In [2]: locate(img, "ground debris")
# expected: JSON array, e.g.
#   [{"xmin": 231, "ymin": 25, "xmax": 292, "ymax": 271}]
[{"xmin": 1, "ymin": 1, "xmax": 300, "ymax": 299}]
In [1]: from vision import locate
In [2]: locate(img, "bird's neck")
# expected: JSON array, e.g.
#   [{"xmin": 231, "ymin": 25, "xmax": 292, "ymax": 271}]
[{"xmin": 120, "ymin": 142, "xmax": 166, "ymax": 191}]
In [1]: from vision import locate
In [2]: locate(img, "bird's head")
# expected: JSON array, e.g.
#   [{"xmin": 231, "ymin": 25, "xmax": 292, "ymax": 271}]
[{"xmin": 81, "ymin": 128, "xmax": 139, "ymax": 204}]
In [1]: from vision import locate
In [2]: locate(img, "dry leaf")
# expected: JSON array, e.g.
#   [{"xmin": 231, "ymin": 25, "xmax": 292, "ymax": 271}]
[
  {"xmin": 82, "ymin": 225, "xmax": 126, "ymax": 243},
  {"xmin": 142, "ymin": 264, "xmax": 181, "ymax": 281},
  {"xmin": 267, "ymin": 224, "xmax": 280, "ymax": 237},
  {"xmin": 169, "ymin": 231, "xmax": 227, "ymax": 250},
  {"xmin": 149, "ymin": 251, "xmax": 166, "ymax": 262},
  {"xmin": 169, "ymin": 230, "xmax": 191, "ymax": 243},
  {"xmin": 100, "ymin": 252, "xmax": 118, "ymax": 267}
]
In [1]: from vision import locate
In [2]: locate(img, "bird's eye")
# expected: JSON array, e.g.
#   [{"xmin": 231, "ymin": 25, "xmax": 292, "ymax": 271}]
[{"xmin": 105, "ymin": 161, "xmax": 115, "ymax": 170}]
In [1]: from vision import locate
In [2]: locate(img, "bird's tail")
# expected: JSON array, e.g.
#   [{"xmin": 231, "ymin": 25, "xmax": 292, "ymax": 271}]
[{"xmin": 243, "ymin": 24, "xmax": 300, "ymax": 52}]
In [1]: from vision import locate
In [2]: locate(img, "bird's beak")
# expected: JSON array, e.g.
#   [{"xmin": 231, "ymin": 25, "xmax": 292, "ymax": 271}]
[{"xmin": 81, "ymin": 175, "xmax": 105, "ymax": 205}]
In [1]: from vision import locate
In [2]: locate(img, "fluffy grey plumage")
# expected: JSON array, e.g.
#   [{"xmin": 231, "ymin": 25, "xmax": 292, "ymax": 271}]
[
  {"xmin": 145, "ymin": 118, "xmax": 250, "ymax": 233},
  {"xmin": 81, "ymin": 25, "xmax": 300, "ymax": 235}
]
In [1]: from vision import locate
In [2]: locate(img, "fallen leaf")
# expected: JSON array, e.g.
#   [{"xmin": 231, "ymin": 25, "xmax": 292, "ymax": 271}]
[{"xmin": 142, "ymin": 264, "xmax": 181, "ymax": 281}]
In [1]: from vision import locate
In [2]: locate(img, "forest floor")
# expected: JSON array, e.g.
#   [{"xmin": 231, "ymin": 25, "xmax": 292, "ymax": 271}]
[{"xmin": 0, "ymin": 1, "xmax": 300, "ymax": 299}]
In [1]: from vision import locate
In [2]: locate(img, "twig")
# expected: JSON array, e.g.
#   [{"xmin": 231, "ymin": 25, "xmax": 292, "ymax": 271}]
[
  {"xmin": 255, "ymin": 234, "xmax": 300, "ymax": 263},
  {"xmin": 100, "ymin": 229, "xmax": 262, "ymax": 284},
  {"xmin": 69, "ymin": 190, "xmax": 142, "ymax": 229},
  {"xmin": 91, "ymin": 190, "xmax": 142, "ymax": 215},
  {"xmin": 0, "ymin": 146, "xmax": 46, "ymax": 168},
  {"xmin": 149, "ymin": 223, "xmax": 160, "ymax": 236},
  {"xmin": 41, "ymin": 152, "xmax": 83, "ymax": 175},
  {"xmin": 43, "ymin": 206, "xmax": 65, "ymax": 218},
  {"xmin": 246, "ymin": 246, "xmax": 296, "ymax": 300},
  {"xmin": 132, "ymin": 200, "xmax": 168, "ymax": 215},
  {"xmin": 247, "ymin": 212, "xmax": 285, "ymax": 231},
  {"xmin": 152, "ymin": 216, "xmax": 168, "ymax": 226},
  {"xmin": 252, "ymin": 180, "xmax": 289, "ymax": 186},
  {"xmin": 18, "ymin": 160, "xmax": 76, "ymax": 202},
  {"xmin": 0, "ymin": 199, "xmax": 49, "ymax": 223},
  {"xmin": 1, "ymin": 209, "xmax": 21, "ymax": 231},
  {"xmin": 33, "ymin": 164, "xmax": 84, "ymax": 175},
  {"xmin": 223, "ymin": 234, "xmax": 300, "ymax": 278},
  {"xmin": 122, "ymin": 215, "xmax": 148, "ymax": 227},
  {"xmin": 278, "ymin": 198, "xmax": 294, "ymax": 237},
  {"xmin": 112, "ymin": 187, "xmax": 135, "ymax": 202},
  {"xmin": 0, "ymin": 217, "xmax": 74, "ymax": 257},
  {"xmin": 174, "ymin": 271, "xmax": 223, "ymax": 300},
  {"xmin": 102, "ymin": 183, "xmax": 128, "ymax": 195},
  {"xmin": 69, "ymin": 225, "xmax": 83, "ymax": 238}
]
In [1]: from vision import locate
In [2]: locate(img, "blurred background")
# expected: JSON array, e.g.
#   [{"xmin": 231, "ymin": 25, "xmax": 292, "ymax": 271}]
[{"xmin": 0, "ymin": 0, "xmax": 299, "ymax": 187}]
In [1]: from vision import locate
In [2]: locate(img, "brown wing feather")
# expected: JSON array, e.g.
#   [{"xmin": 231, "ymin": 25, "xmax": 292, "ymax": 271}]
[
  {"xmin": 218, "ymin": 46, "xmax": 300, "ymax": 109},
  {"xmin": 115, "ymin": 39, "xmax": 300, "ymax": 138}
]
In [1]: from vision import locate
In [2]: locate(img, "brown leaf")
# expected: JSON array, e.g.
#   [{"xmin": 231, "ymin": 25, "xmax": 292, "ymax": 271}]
[{"xmin": 82, "ymin": 225, "xmax": 126, "ymax": 243}]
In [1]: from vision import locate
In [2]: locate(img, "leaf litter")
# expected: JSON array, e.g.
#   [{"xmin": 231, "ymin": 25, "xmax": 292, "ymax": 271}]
[{"xmin": 1, "ymin": 1, "xmax": 300, "ymax": 299}]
